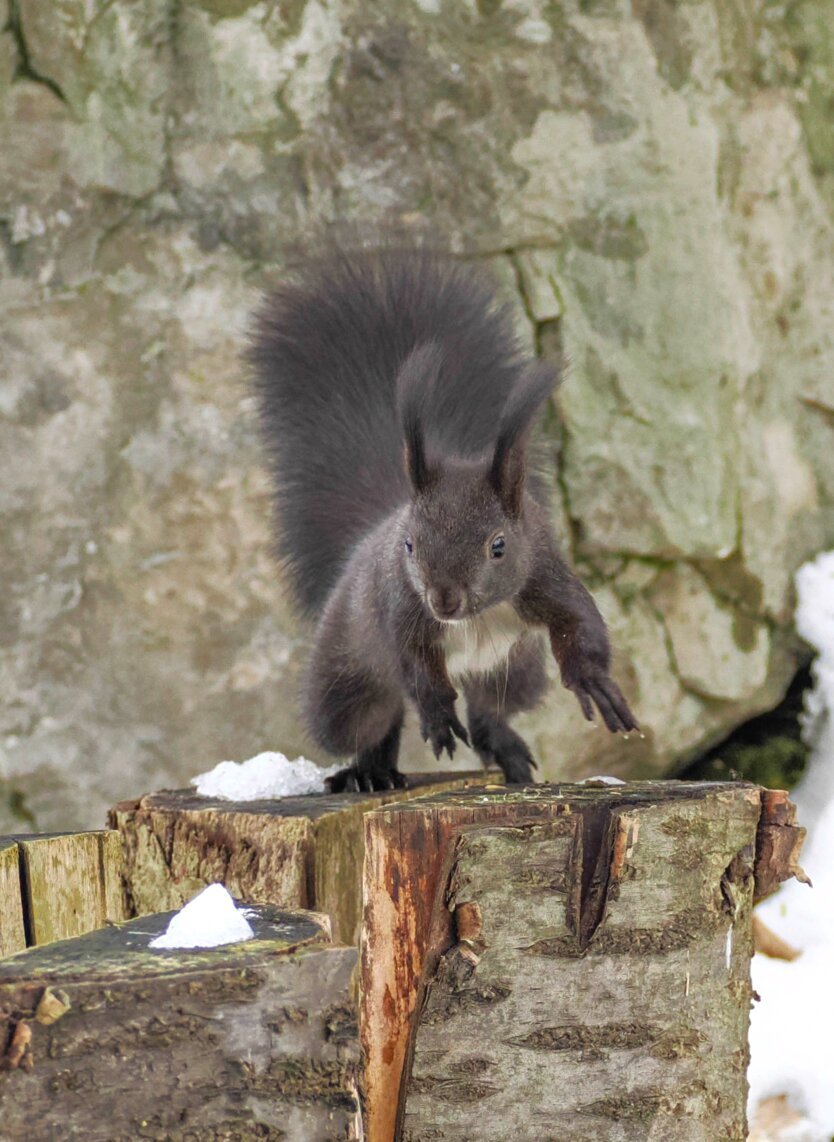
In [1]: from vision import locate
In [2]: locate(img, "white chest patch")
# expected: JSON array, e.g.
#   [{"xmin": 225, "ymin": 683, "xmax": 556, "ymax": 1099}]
[{"xmin": 441, "ymin": 602, "xmax": 527, "ymax": 681}]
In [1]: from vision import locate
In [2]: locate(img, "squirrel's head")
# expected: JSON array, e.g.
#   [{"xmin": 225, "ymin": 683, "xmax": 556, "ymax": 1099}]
[{"xmin": 396, "ymin": 342, "xmax": 556, "ymax": 623}]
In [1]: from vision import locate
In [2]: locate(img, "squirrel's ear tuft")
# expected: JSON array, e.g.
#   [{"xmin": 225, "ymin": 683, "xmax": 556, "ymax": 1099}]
[
  {"xmin": 489, "ymin": 361, "xmax": 558, "ymax": 516},
  {"xmin": 397, "ymin": 341, "xmax": 443, "ymax": 495}
]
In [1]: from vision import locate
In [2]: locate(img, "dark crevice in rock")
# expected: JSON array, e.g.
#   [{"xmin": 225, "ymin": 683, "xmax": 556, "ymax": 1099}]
[
  {"xmin": 4, "ymin": 787, "xmax": 38, "ymax": 831},
  {"xmin": 5, "ymin": 0, "xmax": 67, "ymax": 102},
  {"xmin": 504, "ymin": 249, "xmax": 579, "ymax": 560},
  {"xmin": 642, "ymin": 593, "xmax": 691, "ymax": 694},
  {"xmin": 682, "ymin": 662, "xmax": 813, "ymax": 789},
  {"xmin": 551, "ymin": 418, "xmax": 581, "ymax": 564},
  {"xmin": 0, "ymin": 219, "xmax": 25, "ymax": 273},
  {"xmin": 162, "ymin": 0, "xmax": 184, "ymax": 200},
  {"xmin": 798, "ymin": 393, "xmax": 834, "ymax": 429},
  {"xmin": 506, "ymin": 249, "xmax": 541, "ymax": 354},
  {"xmin": 685, "ymin": 558, "xmax": 777, "ymax": 636}
]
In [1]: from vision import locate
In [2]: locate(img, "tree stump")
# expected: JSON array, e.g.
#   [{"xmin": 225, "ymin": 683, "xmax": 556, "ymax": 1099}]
[
  {"xmin": 360, "ymin": 781, "xmax": 801, "ymax": 1142},
  {"xmin": 0, "ymin": 904, "xmax": 359, "ymax": 1141},
  {"xmin": 110, "ymin": 772, "xmax": 491, "ymax": 946}
]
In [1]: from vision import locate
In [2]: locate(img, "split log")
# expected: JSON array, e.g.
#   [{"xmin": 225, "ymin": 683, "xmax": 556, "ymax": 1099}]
[
  {"xmin": 361, "ymin": 781, "xmax": 801, "ymax": 1142},
  {"xmin": 110, "ymin": 772, "xmax": 492, "ymax": 946},
  {"xmin": 0, "ymin": 904, "xmax": 359, "ymax": 1141},
  {"xmin": 0, "ymin": 840, "xmax": 26, "ymax": 957},
  {"xmin": 2, "ymin": 830, "xmax": 128, "ymax": 949}
]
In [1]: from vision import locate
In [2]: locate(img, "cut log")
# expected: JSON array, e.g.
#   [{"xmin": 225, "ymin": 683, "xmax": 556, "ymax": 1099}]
[
  {"xmin": 360, "ymin": 781, "xmax": 795, "ymax": 1142},
  {"xmin": 0, "ymin": 840, "xmax": 26, "ymax": 957},
  {"xmin": 0, "ymin": 904, "xmax": 359, "ymax": 1141},
  {"xmin": 110, "ymin": 772, "xmax": 492, "ymax": 946},
  {"xmin": 12, "ymin": 830, "xmax": 128, "ymax": 946}
]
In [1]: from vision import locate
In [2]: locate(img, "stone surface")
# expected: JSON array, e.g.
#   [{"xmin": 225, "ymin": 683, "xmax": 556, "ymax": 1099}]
[{"xmin": 1, "ymin": 0, "xmax": 833, "ymax": 831}]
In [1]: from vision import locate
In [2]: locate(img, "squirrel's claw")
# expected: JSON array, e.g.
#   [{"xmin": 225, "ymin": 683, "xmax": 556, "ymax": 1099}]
[
  {"xmin": 326, "ymin": 763, "xmax": 409, "ymax": 793},
  {"xmin": 430, "ymin": 723, "xmax": 457, "ymax": 760},
  {"xmin": 570, "ymin": 673, "xmax": 638, "ymax": 735},
  {"xmin": 449, "ymin": 714, "xmax": 470, "ymax": 749},
  {"xmin": 574, "ymin": 688, "xmax": 595, "ymax": 723},
  {"xmin": 423, "ymin": 710, "xmax": 470, "ymax": 760}
]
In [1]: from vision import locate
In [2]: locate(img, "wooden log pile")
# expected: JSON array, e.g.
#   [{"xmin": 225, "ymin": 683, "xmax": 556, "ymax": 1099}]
[
  {"xmin": 109, "ymin": 772, "xmax": 490, "ymax": 945},
  {"xmin": 0, "ymin": 777, "xmax": 807, "ymax": 1141},
  {"xmin": 0, "ymin": 904, "xmax": 359, "ymax": 1141},
  {"xmin": 0, "ymin": 830, "xmax": 127, "ymax": 956}
]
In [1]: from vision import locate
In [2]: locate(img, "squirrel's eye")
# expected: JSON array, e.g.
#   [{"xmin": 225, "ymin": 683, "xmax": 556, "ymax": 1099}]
[
  {"xmin": 404, "ymin": 536, "xmax": 414, "ymax": 555},
  {"xmin": 490, "ymin": 535, "xmax": 505, "ymax": 559}
]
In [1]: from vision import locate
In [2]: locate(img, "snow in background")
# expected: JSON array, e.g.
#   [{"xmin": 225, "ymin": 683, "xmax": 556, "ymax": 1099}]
[
  {"xmin": 149, "ymin": 883, "xmax": 255, "ymax": 949},
  {"xmin": 192, "ymin": 751, "xmax": 341, "ymax": 800},
  {"xmin": 748, "ymin": 550, "xmax": 834, "ymax": 1139}
]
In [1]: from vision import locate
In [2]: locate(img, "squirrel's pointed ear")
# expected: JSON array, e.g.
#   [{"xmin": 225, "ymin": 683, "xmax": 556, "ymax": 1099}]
[
  {"xmin": 397, "ymin": 341, "xmax": 443, "ymax": 495},
  {"xmin": 489, "ymin": 361, "xmax": 558, "ymax": 516}
]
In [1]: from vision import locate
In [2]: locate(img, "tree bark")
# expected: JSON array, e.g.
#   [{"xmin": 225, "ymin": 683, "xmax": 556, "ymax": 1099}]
[
  {"xmin": 753, "ymin": 788, "xmax": 809, "ymax": 899},
  {"xmin": 0, "ymin": 904, "xmax": 359, "ymax": 1141},
  {"xmin": 110, "ymin": 772, "xmax": 491, "ymax": 946},
  {"xmin": 360, "ymin": 781, "xmax": 790, "ymax": 1142}
]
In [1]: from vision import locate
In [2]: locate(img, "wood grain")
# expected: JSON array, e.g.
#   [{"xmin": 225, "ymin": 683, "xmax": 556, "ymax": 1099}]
[
  {"xmin": 0, "ymin": 840, "xmax": 26, "ymax": 958},
  {"xmin": 15, "ymin": 830, "xmax": 128, "ymax": 946}
]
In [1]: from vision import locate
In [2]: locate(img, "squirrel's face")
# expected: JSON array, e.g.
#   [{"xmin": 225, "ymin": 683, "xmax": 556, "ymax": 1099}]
[{"xmin": 401, "ymin": 464, "xmax": 532, "ymax": 623}]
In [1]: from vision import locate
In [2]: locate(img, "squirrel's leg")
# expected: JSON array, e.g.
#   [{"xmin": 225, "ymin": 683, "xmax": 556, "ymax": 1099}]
[
  {"xmin": 400, "ymin": 642, "xmax": 470, "ymax": 761},
  {"xmin": 325, "ymin": 710, "xmax": 406, "ymax": 794},
  {"xmin": 464, "ymin": 634, "xmax": 547, "ymax": 784},
  {"xmin": 303, "ymin": 642, "xmax": 407, "ymax": 792},
  {"xmin": 517, "ymin": 537, "xmax": 638, "ymax": 733}
]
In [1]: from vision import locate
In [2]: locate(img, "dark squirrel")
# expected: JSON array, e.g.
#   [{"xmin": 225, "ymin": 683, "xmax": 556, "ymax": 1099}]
[{"xmin": 248, "ymin": 241, "xmax": 637, "ymax": 792}]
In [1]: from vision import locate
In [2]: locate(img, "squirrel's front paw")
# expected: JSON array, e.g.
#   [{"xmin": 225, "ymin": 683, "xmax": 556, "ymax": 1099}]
[
  {"xmin": 420, "ymin": 709, "xmax": 470, "ymax": 760},
  {"xmin": 565, "ymin": 667, "xmax": 638, "ymax": 734}
]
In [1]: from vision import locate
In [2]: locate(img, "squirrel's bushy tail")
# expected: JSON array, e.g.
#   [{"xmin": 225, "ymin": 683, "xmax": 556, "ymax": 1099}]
[{"xmin": 247, "ymin": 240, "xmax": 530, "ymax": 615}]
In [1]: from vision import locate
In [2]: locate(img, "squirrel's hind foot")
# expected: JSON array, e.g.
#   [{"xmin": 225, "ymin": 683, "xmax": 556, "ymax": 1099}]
[
  {"xmin": 325, "ymin": 762, "xmax": 409, "ymax": 794},
  {"xmin": 323, "ymin": 715, "xmax": 406, "ymax": 794},
  {"xmin": 470, "ymin": 715, "xmax": 538, "ymax": 785}
]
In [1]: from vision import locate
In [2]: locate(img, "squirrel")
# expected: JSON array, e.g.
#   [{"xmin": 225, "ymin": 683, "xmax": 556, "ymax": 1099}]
[{"xmin": 248, "ymin": 239, "xmax": 637, "ymax": 792}]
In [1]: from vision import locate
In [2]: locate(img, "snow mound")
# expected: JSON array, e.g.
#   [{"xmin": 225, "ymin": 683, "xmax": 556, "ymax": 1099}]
[
  {"xmin": 191, "ymin": 751, "xmax": 340, "ymax": 800},
  {"xmin": 149, "ymin": 884, "xmax": 255, "ymax": 950},
  {"xmin": 748, "ymin": 549, "xmax": 834, "ymax": 1136}
]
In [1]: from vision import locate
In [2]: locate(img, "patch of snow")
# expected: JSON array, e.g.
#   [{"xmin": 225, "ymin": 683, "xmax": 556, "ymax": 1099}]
[
  {"xmin": 748, "ymin": 550, "xmax": 834, "ymax": 1136},
  {"xmin": 149, "ymin": 884, "xmax": 255, "ymax": 950},
  {"xmin": 578, "ymin": 775, "xmax": 626, "ymax": 786},
  {"xmin": 191, "ymin": 751, "xmax": 340, "ymax": 800}
]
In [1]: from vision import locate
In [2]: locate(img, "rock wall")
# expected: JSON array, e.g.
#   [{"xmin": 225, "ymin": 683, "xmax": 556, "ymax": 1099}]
[{"xmin": 2, "ymin": 0, "xmax": 833, "ymax": 831}]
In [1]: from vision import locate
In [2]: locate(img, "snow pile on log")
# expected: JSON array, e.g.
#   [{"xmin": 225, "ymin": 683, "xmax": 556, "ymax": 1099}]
[
  {"xmin": 149, "ymin": 883, "xmax": 254, "ymax": 949},
  {"xmin": 748, "ymin": 550, "xmax": 834, "ymax": 1139},
  {"xmin": 191, "ymin": 751, "xmax": 340, "ymax": 800}
]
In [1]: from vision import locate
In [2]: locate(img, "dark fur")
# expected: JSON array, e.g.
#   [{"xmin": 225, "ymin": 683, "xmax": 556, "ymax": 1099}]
[
  {"xmin": 248, "ymin": 243, "xmax": 526, "ymax": 615},
  {"xmin": 249, "ymin": 241, "xmax": 637, "ymax": 790}
]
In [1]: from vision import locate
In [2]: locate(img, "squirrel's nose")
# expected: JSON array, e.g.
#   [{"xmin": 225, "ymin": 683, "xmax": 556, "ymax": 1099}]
[{"xmin": 428, "ymin": 584, "xmax": 465, "ymax": 620}]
